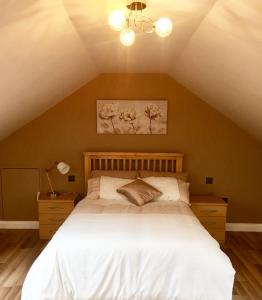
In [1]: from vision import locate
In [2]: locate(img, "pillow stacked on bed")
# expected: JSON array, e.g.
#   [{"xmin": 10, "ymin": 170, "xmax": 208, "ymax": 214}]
[
  {"xmin": 142, "ymin": 177, "xmax": 180, "ymax": 201},
  {"xmin": 87, "ymin": 171, "xmax": 137, "ymax": 200},
  {"xmin": 139, "ymin": 171, "xmax": 188, "ymax": 182},
  {"xmin": 139, "ymin": 171, "xmax": 190, "ymax": 205},
  {"xmin": 100, "ymin": 177, "xmax": 134, "ymax": 201},
  {"xmin": 86, "ymin": 170, "xmax": 190, "ymax": 206}
]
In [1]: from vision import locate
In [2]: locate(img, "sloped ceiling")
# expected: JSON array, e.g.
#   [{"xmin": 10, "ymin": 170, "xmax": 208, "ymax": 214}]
[{"xmin": 1, "ymin": 0, "xmax": 262, "ymax": 141}]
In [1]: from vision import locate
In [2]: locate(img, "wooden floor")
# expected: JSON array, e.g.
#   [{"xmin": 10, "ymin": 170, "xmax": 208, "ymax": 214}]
[
  {"xmin": 0, "ymin": 230, "xmax": 261, "ymax": 300},
  {"xmin": 222, "ymin": 232, "xmax": 262, "ymax": 300}
]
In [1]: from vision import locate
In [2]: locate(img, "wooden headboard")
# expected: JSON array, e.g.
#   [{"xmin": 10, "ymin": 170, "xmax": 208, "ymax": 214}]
[{"xmin": 84, "ymin": 152, "xmax": 184, "ymax": 192}]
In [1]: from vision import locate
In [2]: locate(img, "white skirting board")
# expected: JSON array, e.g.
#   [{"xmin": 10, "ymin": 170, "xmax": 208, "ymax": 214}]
[
  {"xmin": 0, "ymin": 221, "xmax": 39, "ymax": 229},
  {"xmin": 226, "ymin": 223, "xmax": 262, "ymax": 232},
  {"xmin": 0, "ymin": 221, "xmax": 261, "ymax": 231}
]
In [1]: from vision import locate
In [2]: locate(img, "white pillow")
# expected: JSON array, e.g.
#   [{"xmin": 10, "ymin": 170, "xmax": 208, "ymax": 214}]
[
  {"xmin": 100, "ymin": 176, "xmax": 134, "ymax": 201},
  {"xmin": 142, "ymin": 177, "xmax": 180, "ymax": 202}
]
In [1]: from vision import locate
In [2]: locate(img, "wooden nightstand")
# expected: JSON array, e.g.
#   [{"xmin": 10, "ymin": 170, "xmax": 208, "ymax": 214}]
[
  {"xmin": 38, "ymin": 193, "xmax": 78, "ymax": 239},
  {"xmin": 190, "ymin": 195, "xmax": 228, "ymax": 243}
]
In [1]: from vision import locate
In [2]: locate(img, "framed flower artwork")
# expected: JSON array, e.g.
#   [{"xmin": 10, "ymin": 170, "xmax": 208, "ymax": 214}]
[{"xmin": 97, "ymin": 100, "xmax": 167, "ymax": 134}]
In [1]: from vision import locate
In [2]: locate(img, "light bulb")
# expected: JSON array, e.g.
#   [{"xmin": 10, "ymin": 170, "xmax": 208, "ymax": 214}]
[
  {"xmin": 155, "ymin": 18, "xmax": 173, "ymax": 38},
  {"xmin": 108, "ymin": 10, "xmax": 126, "ymax": 31},
  {"xmin": 120, "ymin": 28, "xmax": 136, "ymax": 46}
]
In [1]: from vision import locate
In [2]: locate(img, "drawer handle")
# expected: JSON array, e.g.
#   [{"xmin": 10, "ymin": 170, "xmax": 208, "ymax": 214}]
[
  {"xmin": 201, "ymin": 209, "xmax": 217, "ymax": 213},
  {"xmin": 48, "ymin": 206, "xmax": 64, "ymax": 210},
  {"xmin": 203, "ymin": 221, "xmax": 217, "ymax": 226},
  {"xmin": 48, "ymin": 218, "xmax": 65, "ymax": 222}
]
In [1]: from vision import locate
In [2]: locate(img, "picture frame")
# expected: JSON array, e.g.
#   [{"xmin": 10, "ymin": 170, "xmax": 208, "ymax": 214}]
[{"xmin": 97, "ymin": 100, "xmax": 167, "ymax": 135}]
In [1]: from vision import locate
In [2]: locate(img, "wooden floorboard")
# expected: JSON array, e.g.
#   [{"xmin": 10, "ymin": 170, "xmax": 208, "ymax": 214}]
[
  {"xmin": 0, "ymin": 230, "xmax": 47, "ymax": 300},
  {"xmin": 0, "ymin": 230, "xmax": 261, "ymax": 300},
  {"xmin": 222, "ymin": 232, "xmax": 262, "ymax": 300}
]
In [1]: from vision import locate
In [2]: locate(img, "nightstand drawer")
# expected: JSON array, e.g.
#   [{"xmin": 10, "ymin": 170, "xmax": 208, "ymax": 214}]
[
  {"xmin": 39, "ymin": 213, "xmax": 68, "ymax": 225},
  {"xmin": 208, "ymin": 229, "xmax": 225, "ymax": 242},
  {"xmin": 198, "ymin": 216, "xmax": 226, "ymax": 229},
  {"xmin": 39, "ymin": 224, "xmax": 60, "ymax": 239},
  {"xmin": 38, "ymin": 193, "xmax": 78, "ymax": 239},
  {"xmin": 39, "ymin": 202, "xmax": 74, "ymax": 214},
  {"xmin": 191, "ymin": 205, "xmax": 226, "ymax": 217}
]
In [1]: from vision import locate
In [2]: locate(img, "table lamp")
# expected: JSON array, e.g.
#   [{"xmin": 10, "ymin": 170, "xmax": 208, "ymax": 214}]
[{"xmin": 45, "ymin": 161, "xmax": 70, "ymax": 197}]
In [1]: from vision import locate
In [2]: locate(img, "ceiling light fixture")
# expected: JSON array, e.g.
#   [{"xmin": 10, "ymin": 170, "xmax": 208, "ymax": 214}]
[{"xmin": 108, "ymin": 1, "xmax": 173, "ymax": 47}]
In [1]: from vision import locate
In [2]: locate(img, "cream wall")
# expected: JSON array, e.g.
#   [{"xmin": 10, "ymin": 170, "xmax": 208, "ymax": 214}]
[{"xmin": 0, "ymin": 74, "xmax": 261, "ymax": 222}]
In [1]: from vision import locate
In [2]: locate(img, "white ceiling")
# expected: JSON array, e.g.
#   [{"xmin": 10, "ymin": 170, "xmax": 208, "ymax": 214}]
[{"xmin": 1, "ymin": 0, "xmax": 262, "ymax": 141}]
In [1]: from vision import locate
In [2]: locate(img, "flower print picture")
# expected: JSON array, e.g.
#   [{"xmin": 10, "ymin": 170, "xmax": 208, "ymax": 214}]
[{"xmin": 97, "ymin": 100, "xmax": 167, "ymax": 134}]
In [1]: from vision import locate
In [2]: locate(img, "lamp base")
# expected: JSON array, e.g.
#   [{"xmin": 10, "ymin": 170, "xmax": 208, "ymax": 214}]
[{"xmin": 47, "ymin": 191, "xmax": 61, "ymax": 198}]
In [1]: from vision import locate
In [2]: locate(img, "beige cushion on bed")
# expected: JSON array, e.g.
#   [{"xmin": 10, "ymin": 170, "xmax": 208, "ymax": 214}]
[
  {"xmin": 139, "ymin": 171, "xmax": 188, "ymax": 182},
  {"xmin": 117, "ymin": 179, "xmax": 162, "ymax": 206},
  {"xmin": 91, "ymin": 170, "xmax": 138, "ymax": 179},
  {"xmin": 178, "ymin": 180, "xmax": 190, "ymax": 205}
]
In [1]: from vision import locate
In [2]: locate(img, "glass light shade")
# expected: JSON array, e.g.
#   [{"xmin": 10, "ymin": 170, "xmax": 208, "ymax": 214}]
[
  {"xmin": 108, "ymin": 10, "xmax": 126, "ymax": 31},
  {"xmin": 57, "ymin": 162, "xmax": 70, "ymax": 175},
  {"xmin": 120, "ymin": 28, "xmax": 136, "ymax": 46},
  {"xmin": 155, "ymin": 18, "xmax": 173, "ymax": 38}
]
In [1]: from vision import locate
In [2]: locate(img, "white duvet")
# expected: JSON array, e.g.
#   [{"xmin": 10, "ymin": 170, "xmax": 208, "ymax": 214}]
[{"xmin": 22, "ymin": 198, "xmax": 235, "ymax": 300}]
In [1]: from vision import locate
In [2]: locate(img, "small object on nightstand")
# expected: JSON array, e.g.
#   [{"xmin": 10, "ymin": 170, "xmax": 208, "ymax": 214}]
[
  {"xmin": 190, "ymin": 195, "xmax": 228, "ymax": 243},
  {"xmin": 38, "ymin": 192, "xmax": 78, "ymax": 239}
]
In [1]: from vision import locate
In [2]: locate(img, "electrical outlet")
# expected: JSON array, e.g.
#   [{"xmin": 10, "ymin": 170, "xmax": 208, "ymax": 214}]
[
  {"xmin": 68, "ymin": 175, "xmax": 75, "ymax": 182},
  {"xmin": 205, "ymin": 177, "xmax": 213, "ymax": 184},
  {"xmin": 222, "ymin": 197, "xmax": 228, "ymax": 203}
]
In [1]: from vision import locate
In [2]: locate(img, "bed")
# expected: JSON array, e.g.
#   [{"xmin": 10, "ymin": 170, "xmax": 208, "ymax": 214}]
[{"xmin": 22, "ymin": 152, "xmax": 235, "ymax": 300}]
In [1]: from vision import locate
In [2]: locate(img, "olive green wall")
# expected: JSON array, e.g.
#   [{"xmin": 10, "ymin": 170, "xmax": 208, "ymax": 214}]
[{"xmin": 0, "ymin": 74, "xmax": 261, "ymax": 222}]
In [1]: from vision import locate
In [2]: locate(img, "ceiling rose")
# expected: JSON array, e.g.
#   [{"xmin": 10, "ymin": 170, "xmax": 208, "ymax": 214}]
[{"xmin": 108, "ymin": 1, "xmax": 173, "ymax": 47}]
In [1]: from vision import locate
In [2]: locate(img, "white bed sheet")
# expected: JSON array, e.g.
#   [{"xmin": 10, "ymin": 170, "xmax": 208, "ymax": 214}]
[{"xmin": 22, "ymin": 198, "xmax": 235, "ymax": 300}]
